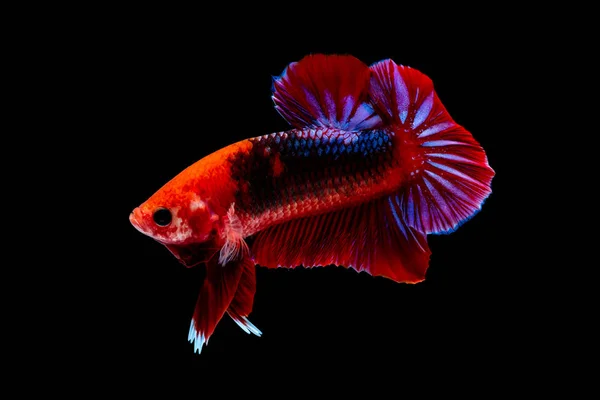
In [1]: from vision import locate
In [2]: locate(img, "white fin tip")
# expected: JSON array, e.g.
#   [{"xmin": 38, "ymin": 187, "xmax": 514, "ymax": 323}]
[{"xmin": 231, "ymin": 315, "xmax": 262, "ymax": 337}]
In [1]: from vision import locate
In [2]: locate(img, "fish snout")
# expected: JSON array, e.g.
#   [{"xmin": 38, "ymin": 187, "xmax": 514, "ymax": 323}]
[{"xmin": 129, "ymin": 207, "xmax": 147, "ymax": 234}]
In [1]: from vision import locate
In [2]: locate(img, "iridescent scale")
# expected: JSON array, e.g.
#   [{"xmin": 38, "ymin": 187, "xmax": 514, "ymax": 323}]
[{"xmin": 229, "ymin": 128, "xmax": 397, "ymax": 234}]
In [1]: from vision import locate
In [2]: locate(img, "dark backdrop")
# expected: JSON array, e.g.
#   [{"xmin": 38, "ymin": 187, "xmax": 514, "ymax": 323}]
[{"xmin": 96, "ymin": 18, "xmax": 521, "ymax": 387}]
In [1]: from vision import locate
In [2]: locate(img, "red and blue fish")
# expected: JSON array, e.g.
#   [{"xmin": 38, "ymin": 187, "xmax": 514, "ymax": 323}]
[{"xmin": 129, "ymin": 54, "xmax": 495, "ymax": 354}]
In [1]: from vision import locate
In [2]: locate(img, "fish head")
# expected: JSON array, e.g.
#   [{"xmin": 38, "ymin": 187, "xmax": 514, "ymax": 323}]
[{"xmin": 129, "ymin": 185, "xmax": 220, "ymax": 247}]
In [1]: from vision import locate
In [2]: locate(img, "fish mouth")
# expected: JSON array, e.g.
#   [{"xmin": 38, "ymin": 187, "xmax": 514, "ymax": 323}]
[{"xmin": 129, "ymin": 208, "xmax": 148, "ymax": 235}]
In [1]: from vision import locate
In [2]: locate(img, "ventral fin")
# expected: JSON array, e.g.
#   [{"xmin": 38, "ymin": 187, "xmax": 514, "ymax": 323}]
[
  {"xmin": 251, "ymin": 197, "xmax": 431, "ymax": 284},
  {"xmin": 369, "ymin": 59, "xmax": 495, "ymax": 234},
  {"xmin": 272, "ymin": 54, "xmax": 382, "ymax": 130},
  {"xmin": 227, "ymin": 256, "xmax": 262, "ymax": 337},
  {"xmin": 188, "ymin": 255, "xmax": 246, "ymax": 354}
]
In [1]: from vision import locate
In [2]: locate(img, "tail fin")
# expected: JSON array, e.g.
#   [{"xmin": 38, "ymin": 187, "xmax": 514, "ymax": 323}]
[{"xmin": 369, "ymin": 59, "xmax": 495, "ymax": 234}]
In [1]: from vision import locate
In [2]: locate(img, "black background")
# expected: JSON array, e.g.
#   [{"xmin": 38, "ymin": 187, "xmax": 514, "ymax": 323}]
[{"xmin": 88, "ymin": 14, "xmax": 528, "ymax": 388}]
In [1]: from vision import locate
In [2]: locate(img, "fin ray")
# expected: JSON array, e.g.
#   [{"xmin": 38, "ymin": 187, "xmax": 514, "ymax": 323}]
[
  {"xmin": 252, "ymin": 197, "xmax": 431, "ymax": 284},
  {"xmin": 188, "ymin": 256, "xmax": 246, "ymax": 354},
  {"xmin": 272, "ymin": 54, "xmax": 382, "ymax": 130},
  {"xmin": 219, "ymin": 203, "xmax": 249, "ymax": 265},
  {"xmin": 226, "ymin": 256, "xmax": 261, "ymax": 337},
  {"xmin": 369, "ymin": 59, "xmax": 495, "ymax": 234}
]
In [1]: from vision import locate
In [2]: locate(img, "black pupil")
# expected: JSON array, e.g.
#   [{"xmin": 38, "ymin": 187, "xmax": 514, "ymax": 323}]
[{"xmin": 153, "ymin": 208, "xmax": 172, "ymax": 226}]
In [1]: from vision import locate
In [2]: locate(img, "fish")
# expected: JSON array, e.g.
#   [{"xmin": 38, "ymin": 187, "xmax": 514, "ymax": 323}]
[{"xmin": 129, "ymin": 54, "xmax": 495, "ymax": 354}]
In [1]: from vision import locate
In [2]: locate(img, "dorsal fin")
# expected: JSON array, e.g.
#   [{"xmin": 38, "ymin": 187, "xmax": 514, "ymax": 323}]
[{"xmin": 271, "ymin": 54, "xmax": 382, "ymax": 130}]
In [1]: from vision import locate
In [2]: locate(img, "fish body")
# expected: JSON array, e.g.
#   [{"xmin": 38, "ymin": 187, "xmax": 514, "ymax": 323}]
[
  {"xmin": 226, "ymin": 127, "xmax": 400, "ymax": 234},
  {"xmin": 129, "ymin": 54, "xmax": 495, "ymax": 353}
]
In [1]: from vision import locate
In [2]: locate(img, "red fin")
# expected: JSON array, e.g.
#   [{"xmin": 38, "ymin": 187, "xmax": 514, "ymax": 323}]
[
  {"xmin": 188, "ymin": 256, "xmax": 245, "ymax": 354},
  {"xmin": 272, "ymin": 54, "xmax": 382, "ymax": 130},
  {"xmin": 226, "ymin": 257, "xmax": 262, "ymax": 336},
  {"xmin": 370, "ymin": 59, "xmax": 495, "ymax": 234},
  {"xmin": 251, "ymin": 197, "xmax": 431, "ymax": 284}
]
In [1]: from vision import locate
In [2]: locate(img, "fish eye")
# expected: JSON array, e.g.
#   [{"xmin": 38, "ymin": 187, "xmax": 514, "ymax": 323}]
[{"xmin": 153, "ymin": 208, "xmax": 172, "ymax": 227}]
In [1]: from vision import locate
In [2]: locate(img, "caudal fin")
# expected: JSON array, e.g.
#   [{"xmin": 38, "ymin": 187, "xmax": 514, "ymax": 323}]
[{"xmin": 369, "ymin": 59, "xmax": 495, "ymax": 234}]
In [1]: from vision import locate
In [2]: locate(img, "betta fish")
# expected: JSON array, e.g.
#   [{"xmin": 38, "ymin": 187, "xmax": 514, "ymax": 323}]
[{"xmin": 129, "ymin": 54, "xmax": 495, "ymax": 354}]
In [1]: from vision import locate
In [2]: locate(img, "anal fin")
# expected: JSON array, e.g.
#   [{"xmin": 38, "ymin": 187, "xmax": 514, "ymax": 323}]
[{"xmin": 251, "ymin": 196, "xmax": 431, "ymax": 283}]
